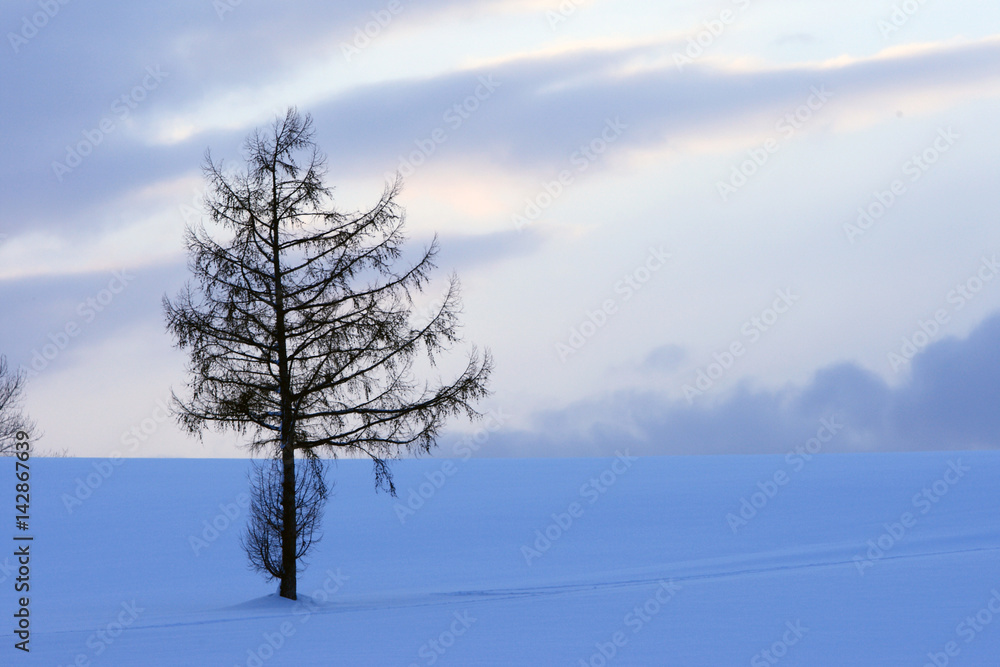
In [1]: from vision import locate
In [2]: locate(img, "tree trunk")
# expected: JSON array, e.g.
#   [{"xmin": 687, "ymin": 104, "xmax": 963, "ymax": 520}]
[
  {"xmin": 272, "ymin": 172, "xmax": 297, "ymax": 600},
  {"xmin": 279, "ymin": 443, "xmax": 297, "ymax": 599}
]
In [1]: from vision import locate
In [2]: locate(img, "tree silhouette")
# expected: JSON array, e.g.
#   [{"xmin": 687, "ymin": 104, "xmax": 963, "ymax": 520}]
[
  {"xmin": 0, "ymin": 356, "xmax": 36, "ymax": 455},
  {"xmin": 241, "ymin": 455, "xmax": 329, "ymax": 582},
  {"xmin": 164, "ymin": 108, "xmax": 492, "ymax": 599}
]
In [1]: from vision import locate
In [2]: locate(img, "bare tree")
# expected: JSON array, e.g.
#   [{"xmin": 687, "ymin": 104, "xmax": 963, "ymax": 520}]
[
  {"xmin": 242, "ymin": 455, "xmax": 329, "ymax": 583},
  {"xmin": 0, "ymin": 356, "xmax": 36, "ymax": 455},
  {"xmin": 164, "ymin": 108, "xmax": 492, "ymax": 599}
]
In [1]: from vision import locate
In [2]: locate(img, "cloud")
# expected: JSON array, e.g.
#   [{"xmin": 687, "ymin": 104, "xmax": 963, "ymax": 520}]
[
  {"xmin": 306, "ymin": 35, "xmax": 1000, "ymax": 175},
  {"xmin": 0, "ymin": 263, "xmax": 186, "ymax": 376},
  {"xmin": 6, "ymin": 31, "xmax": 1000, "ymax": 244},
  {"xmin": 0, "ymin": 0, "xmax": 511, "ymax": 231},
  {"xmin": 433, "ymin": 227, "xmax": 546, "ymax": 270},
  {"xmin": 641, "ymin": 344, "xmax": 687, "ymax": 374},
  {"xmin": 773, "ymin": 33, "xmax": 817, "ymax": 46},
  {"xmin": 470, "ymin": 310, "xmax": 1000, "ymax": 457}
]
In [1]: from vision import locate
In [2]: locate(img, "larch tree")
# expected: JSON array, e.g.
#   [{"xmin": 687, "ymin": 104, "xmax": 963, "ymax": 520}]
[{"xmin": 163, "ymin": 108, "xmax": 492, "ymax": 599}]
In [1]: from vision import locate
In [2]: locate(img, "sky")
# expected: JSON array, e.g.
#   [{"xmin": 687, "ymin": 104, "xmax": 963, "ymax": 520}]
[{"xmin": 2, "ymin": 0, "xmax": 1000, "ymax": 459}]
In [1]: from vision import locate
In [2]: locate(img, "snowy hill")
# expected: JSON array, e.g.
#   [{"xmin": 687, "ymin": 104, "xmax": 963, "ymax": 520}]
[{"xmin": 5, "ymin": 452, "xmax": 1000, "ymax": 665}]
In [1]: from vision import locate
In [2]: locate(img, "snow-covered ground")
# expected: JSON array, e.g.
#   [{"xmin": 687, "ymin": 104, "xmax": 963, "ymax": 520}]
[{"xmin": 5, "ymin": 451, "xmax": 1000, "ymax": 665}]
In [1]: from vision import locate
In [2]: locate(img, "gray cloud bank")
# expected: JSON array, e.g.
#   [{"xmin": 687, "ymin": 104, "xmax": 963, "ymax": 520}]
[{"xmin": 470, "ymin": 310, "xmax": 1000, "ymax": 457}]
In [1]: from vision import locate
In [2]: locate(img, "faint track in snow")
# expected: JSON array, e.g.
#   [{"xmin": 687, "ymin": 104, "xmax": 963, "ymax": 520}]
[{"xmin": 19, "ymin": 535, "xmax": 999, "ymax": 642}]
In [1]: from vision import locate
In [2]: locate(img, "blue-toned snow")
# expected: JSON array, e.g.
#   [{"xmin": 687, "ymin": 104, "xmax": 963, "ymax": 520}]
[{"xmin": 5, "ymin": 451, "xmax": 1000, "ymax": 665}]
